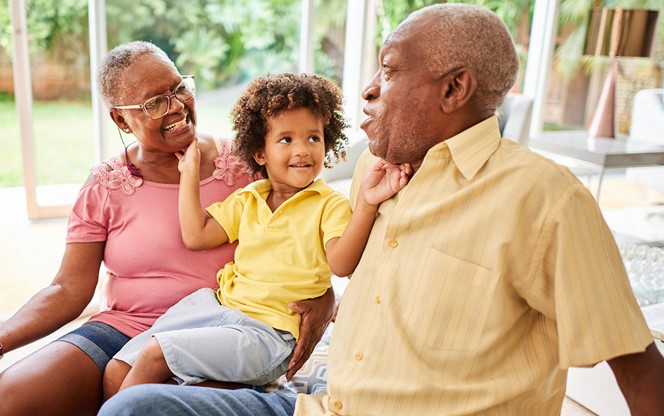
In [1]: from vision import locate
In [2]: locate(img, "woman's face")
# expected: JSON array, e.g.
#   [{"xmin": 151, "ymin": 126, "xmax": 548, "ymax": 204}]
[{"xmin": 111, "ymin": 53, "xmax": 197, "ymax": 155}]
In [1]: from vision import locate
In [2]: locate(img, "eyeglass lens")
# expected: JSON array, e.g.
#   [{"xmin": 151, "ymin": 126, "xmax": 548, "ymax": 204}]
[{"xmin": 144, "ymin": 77, "xmax": 196, "ymax": 119}]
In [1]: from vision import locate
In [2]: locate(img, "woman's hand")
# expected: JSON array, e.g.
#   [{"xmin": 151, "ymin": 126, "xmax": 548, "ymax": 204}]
[{"xmin": 285, "ymin": 287, "xmax": 335, "ymax": 380}]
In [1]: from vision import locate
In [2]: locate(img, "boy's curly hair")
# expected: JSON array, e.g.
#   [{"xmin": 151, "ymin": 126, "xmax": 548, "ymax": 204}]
[{"xmin": 231, "ymin": 73, "xmax": 349, "ymax": 178}]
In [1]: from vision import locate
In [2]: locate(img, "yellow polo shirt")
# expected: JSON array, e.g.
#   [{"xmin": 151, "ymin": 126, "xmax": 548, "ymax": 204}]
[
  {"xmin": 295, "ymin": 116, "xmax": 652, "ymax": 415},
  {"xmin": 206, "ymin": 178, "xmax": 351, "ymax": 339}
]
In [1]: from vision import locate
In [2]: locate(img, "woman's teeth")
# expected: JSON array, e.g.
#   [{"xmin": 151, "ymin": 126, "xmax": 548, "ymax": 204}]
[{"xmin": 164, "ymin": 118, "xmax": 187, "ymax": 131}]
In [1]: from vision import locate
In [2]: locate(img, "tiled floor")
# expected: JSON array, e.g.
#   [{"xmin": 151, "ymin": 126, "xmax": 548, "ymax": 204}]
[{"xmin": 1, "ymin": 175, "xmax": 663, "ymax": 415}]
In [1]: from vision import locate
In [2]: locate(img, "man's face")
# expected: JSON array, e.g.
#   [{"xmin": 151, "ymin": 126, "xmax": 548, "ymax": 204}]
[{"xmin": 360, "ymin": 19, "xmax": 443, "ymax": 166}]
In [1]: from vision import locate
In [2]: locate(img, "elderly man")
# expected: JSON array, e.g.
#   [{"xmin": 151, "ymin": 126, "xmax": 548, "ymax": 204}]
[{"xmin": 100, "ymin": 3, "xmax": 664, "ymax": 415}]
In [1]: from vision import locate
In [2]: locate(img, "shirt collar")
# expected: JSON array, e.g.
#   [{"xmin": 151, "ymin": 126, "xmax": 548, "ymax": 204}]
[
  {"xmin": 439, "ymin": 115, "xmax": 502, "ymax": 180},
  {"xmin": 240, "ymin": 177, "xmax": 333, "ymax": 197}
]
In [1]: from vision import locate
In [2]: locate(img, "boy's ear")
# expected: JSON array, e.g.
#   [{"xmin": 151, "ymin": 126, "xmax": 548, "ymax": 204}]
[{"xmin": 253, "ymin": 150, "xmax": 266, "ymax": 166}]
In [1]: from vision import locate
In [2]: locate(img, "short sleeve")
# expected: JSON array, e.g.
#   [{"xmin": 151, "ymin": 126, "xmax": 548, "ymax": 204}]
[
  {"xmin": 206, "ymin": 188, "xmax": 245, "ymax": 243},
  {"xmin": 320, "ymin": 192, "xmax": 352, "ymax": 246},
  {"xmin": 525, "ymin": 184, "xmax": 652, "ymax": 368},
  {"xmin": 67, "ymin": 180, "xmax": 110, "ymax": 243}
]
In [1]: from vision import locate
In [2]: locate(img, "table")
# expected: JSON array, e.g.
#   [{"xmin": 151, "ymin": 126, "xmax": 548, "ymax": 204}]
[{"xmin": 528, "ymin": 131, "xmax": 664, "ymax": 201}]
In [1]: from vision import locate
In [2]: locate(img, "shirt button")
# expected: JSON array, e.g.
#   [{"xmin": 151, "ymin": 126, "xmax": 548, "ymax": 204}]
[
  {"xmin": 356, "ymin": 352, "xmax": 364, "ymax": 360},
  {"xmin": 375, "ymin": 295, "xmax": 381, "ymax": 304},
  {"xmin": 334, "ymin": 400, "xmax": 343, "ymax": 410},
  {"xmin": 390, "ymin": 239, "xmax": 398, "ymax": 248}
]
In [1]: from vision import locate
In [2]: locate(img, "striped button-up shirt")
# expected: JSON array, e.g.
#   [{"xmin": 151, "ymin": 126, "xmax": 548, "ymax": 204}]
[{"xmin": 295, "ymin": 116, "xmax": 651, "ymax": 415}]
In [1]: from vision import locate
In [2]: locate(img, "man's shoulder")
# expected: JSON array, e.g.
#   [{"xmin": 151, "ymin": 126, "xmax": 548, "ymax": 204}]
[{"xmin": 499, "ymin": 139, "xmax": 580, "ymax": 185}]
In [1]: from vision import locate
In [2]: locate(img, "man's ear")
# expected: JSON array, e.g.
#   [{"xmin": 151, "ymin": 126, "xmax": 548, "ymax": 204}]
[
  {"xmin": 439, "ymin": 69, "xmax": 477, "ymax": 114},
  {"xmin": 253, "ymin": 150, "xmax": 266, "ymax": 166}
]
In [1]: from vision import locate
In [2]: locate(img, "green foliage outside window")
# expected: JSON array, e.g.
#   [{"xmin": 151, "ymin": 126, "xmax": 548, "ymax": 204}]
[{"xmin": 0, "ymin": 0, "xmax": 345, "ymax": 93}]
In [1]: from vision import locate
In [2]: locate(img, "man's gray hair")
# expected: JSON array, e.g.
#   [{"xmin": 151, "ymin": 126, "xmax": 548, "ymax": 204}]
[{"xmin": 403, "ymin": 3, "xmax": 519, "ymax": 112}]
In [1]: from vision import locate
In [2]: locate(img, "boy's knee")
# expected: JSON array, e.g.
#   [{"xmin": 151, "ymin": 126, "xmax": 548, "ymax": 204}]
[{"xmin": 144, "ymin": 336, "xmax": 163, "ymax": 356}]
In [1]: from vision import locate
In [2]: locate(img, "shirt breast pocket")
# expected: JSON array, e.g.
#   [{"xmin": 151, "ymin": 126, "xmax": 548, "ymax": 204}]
[{"xmin": 399, "ymin": 247, "xmax": 495, "ymax": 352}]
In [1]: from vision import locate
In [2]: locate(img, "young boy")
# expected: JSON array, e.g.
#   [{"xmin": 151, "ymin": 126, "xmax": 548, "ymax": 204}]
[{"xmin": 104, "ymin": 73, "xmax": 411, "ymax": 396}]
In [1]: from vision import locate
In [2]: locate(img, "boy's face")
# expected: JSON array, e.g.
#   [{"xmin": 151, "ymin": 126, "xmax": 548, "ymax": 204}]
[{"xmin": 254, "ymin": 107, "xmax": 326, "ymax": 193}]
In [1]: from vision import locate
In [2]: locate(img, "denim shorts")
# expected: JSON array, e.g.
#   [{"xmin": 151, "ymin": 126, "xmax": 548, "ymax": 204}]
[{"xmin": 57, "ymin": 321, "xmax": 131, "ymax": 372}]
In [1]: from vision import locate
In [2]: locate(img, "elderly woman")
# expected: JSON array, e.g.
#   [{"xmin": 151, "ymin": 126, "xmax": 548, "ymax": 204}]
[{"xmin": 0, "ymin": 41, "xmax": 333, "ymax": 416}]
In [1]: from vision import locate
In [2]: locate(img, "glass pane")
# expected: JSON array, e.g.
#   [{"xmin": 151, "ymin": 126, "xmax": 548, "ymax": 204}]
[
  {"xmin": 542, "ymin": 1, "xmax": 664, "ymax": 134},
  {"xmin": 103, "ymin": 0, "xmax": 347, "ymax": 145},
  {"xmin": 28, "ymin": 0, "xmax": 93, "ymax": 204},
  {"xmin": 0, "ymin": 0, "xmax": 93, "ymax": 316},
  {"xmin": 0, "ymin": 83, "xmax": 20, "ymax": 188}
]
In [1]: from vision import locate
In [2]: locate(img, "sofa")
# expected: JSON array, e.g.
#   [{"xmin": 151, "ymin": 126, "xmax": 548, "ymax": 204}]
[{"xmin": 319, "ymin": 131, "xmax": 368, "ymax": 196}]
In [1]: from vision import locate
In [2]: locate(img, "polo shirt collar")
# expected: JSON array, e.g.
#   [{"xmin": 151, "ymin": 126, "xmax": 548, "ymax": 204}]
[
  {"xmin": 442, "ymin": 115, "xmax": 502, "ymax": 180},
  {"xmin": 240, "ymin": 177, "xmax": 333, "ymax": 197}
]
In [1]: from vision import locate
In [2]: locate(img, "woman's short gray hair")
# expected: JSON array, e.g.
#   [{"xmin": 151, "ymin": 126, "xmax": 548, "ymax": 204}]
[
  {"xmin": 97, "ymin": 40, "xmax": 176, "ymax": 108},
  {"xmin": 404, "ymin": 3, "xmax": 519, "ymax": 112}
]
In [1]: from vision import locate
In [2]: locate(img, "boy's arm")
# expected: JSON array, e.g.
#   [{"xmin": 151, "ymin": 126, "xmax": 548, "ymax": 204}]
[
  {"xmin": 326, "ymin": 160, "xmax": 411, "ymax": 277},
  {"xmin": 176, "ymin": 139, "xmax": 229, "ymax": 250}
]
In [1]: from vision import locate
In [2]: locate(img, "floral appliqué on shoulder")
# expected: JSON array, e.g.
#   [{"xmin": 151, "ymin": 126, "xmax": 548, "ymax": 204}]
[
  {"xmin": 212, "ymin": 141, "xmax": 249, "ymax": 186},
  {"xmin": 92, "ymin": 158, "xmax": 143, "ymax": 196}
]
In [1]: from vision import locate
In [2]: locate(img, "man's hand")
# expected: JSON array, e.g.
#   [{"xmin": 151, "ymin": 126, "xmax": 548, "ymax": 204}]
[{"xmin": 286, "ymin": 287, "xmax": 335, "ymax": 380}]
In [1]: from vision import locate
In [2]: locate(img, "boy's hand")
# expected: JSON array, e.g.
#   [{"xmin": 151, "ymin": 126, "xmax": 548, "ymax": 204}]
[
  {"xmin": 174, "ymin": 138, "xmax": 201, "ymax": 174},
  {"xmin": 360, "ymin": 160, "xmax": 412, "ymax": 206}
]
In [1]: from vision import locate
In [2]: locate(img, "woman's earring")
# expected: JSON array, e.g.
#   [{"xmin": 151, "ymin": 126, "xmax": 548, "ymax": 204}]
[{"xmin": 124, "ymin": 128, "xmax": 130, "ymax": 133}]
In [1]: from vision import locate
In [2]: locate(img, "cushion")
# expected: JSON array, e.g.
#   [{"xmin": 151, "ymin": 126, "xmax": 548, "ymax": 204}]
[{"xmin": 265, "ymin": 323, "xmax": 334, "ymax": 395}]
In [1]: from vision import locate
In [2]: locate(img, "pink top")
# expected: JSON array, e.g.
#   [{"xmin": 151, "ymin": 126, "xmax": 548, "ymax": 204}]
[{"xmin": 66, "ymin": 139, "xmax": 254, "ymax": 337}]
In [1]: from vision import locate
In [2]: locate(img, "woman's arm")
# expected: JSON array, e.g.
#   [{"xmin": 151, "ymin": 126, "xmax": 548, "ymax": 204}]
[
  {"xmin": 176, "ymin": 139, "xmax": 228, "ymax": 250},
  {"xmin": 0, "ymin": 242, "xmax": 103, "ymax": 355}
]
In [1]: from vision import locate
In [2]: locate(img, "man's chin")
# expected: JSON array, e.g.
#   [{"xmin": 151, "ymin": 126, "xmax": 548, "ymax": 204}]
[{"xmin": 366, "ymin": 140, "xmax": 384, "ymax": 159}]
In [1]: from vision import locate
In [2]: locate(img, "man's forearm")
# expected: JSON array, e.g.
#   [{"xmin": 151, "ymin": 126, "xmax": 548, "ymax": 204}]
[{"xmin": 608, "ymin": 342, "xmax": 664, "ymax": 415}]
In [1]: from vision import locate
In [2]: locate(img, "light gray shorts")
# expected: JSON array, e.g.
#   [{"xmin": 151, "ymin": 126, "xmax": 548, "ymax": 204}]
[{"xmin": 114, "ymin": 288, "xmax": 295, "ymax": 386}]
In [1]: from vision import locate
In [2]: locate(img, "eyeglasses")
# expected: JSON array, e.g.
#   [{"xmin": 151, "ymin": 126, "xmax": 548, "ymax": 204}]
[{"xmin": 113, "ymin": 75, "xmax": 196, "ymax": 120}]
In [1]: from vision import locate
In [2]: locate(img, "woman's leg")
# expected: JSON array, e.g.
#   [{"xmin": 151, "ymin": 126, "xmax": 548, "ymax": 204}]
[
  {"xmin": 98, "ymin": 384, "xmax": 297, "ymax": 416},
  {"xmin": 0, "ymin": 341, "xmax": 103, "ymax": 416}
]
